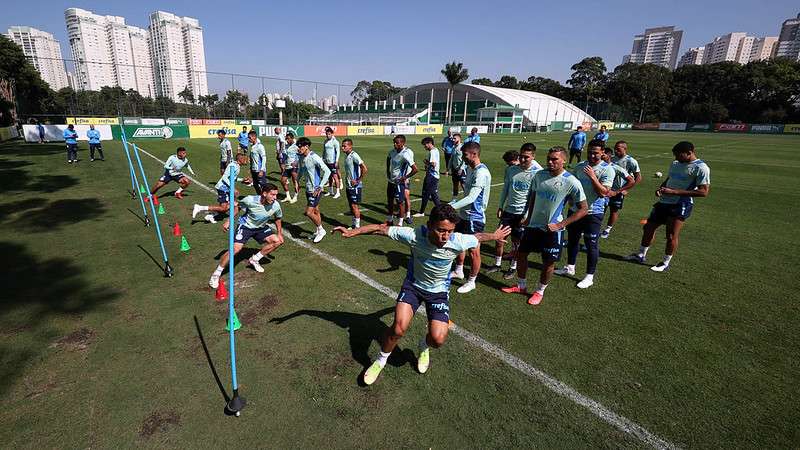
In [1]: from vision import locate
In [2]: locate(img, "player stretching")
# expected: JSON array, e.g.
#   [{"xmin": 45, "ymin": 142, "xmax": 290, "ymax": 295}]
[
  {"xmin": 218, "ymin": 129, "xmax": 233, "ymax": 175},
  {"xmin": 193, "ymin": 152, "xmax": 250, "ymax": 223},
  {"xmin": 237, "ymin": 126, "xmax": 249, "ymax": 153},
  {"xmin": 342, "ymin": 138, "xmax": 367, "ymax": 229},
  {"xmin": 322, "ymin": 127, "xmax": 341, "ymax": 198},
  {"xmin": 385, "ymin": 135, "xmax": 417, "ymax": 226},
  {"xmin": 447, "ymin": 133, "xmax": 464, "ymax": 198},
  {"xmin": 209, "ymin": 183, "xmax": 284, "ymax": 288},
  {"xmin": 248, "ymin": 130, "xmax": 267, "ymax": 194},
  {"xmin": 150, "ymin": 147, "xmax": 194, "ymax": 199},
  {"xmin": 64, "ymin": 124, "xmax": 78, "ymax": 163},
  {"xmin": 297, "ymin": 137, "xmax": 332, "ymax": 243},
  {"xmin": 602, "ymin": 141, "xmax": 641, "ymax": 238},
  {"xmin": 413, "ymin": 136, "xmax": 441, "ymax": 217},
  {"xmin": 279, "ymin": 132, "xmax": 300, "ymax": 203},
  {"xmin": 87, "ymin": 124, "xmax": 104, "ymax": 161},
  {"xmin": 625, "ymin": 141, "xmax": 710, "ymax": 272},
  {"xmin": 489, "ymin": 143, "xmax": 542, "ymax": 278},
  {"xmin": 501, "ymin": 147, "xmax": 587, "ymax": 305},
  {"xmin": 448, "ymin": 141, "xmax": 491, "ymax": 294},
  {"xmin": 333, "ymin": 204, "xmax": 510, "ymax": 385}
]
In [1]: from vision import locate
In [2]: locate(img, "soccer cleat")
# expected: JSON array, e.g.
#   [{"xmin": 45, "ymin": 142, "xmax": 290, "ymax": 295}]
[
  {"xmin": 204, "ymin": 214, "xmax": 217, "ymax": 224},
  {"xmin": 313, "ymin": 228, "xmax": 327, "ymax": 243},
  {"xmin": 577, "ymin": 276, "xmax": 594, "ymax": 289},
  {"xmin": 406, "ymin": 216, "xmax": 414, "ymax": 225},
  {"xmin": 332, "ymin": 191, "xmax": 341, "ymax": 199},
  {"xmin": 456, "ymin": 280, "xmax": 476, "ymax": 294},
  {"xmin": 68, "ymin": 160, "xmax": 73, "ymax": 164},
  {"xmin": 502, "ymin": 269, "xmax": 517, "ymax": 280},
  {"xmin": 600, "ymin": 229, "xmax": 610, "ymax": 239},
  {"xmin": 323, "ymin": 191, "xmax": 331, "ymax": 197},
  {"xmin": 450, "ymin": 268, "xmax": 464, "ymax": 280},
  {"xmin": 554, "ymin": 266, "xmax": 576, "ymax": 276},
  {"xmin": 90, "ymin": 158, "xmax": 95, "ymax": 162},
  {"xmin": 362, "ymin": 360, "xmax": 384, "ymax": 385},
  {"xmin": 281, "ymin": 195, "xmax": 291, "ymax": 203},
  {"xmin": 527, "ymin": 292, "xmax": 544, "ymax": 305},
  {"xmin": 209, "ymin": 275, "xmax": 220, "ymax": 289},
  {"xmin": 650, "ymin": 262, "xmax": 670, "ymax": 272},
  {"xmin": 248, "ymin": 258, "xmax": 264, "ymax": 273},
  {"xmin": 624, "ymin": 253, "xmax": 646, "ymax": 264},
  {"xmin": 192, "ymin": 204, "xmax": 203, "ymax": 218},
  {"xmin": 501, "ymin": 285, "xmax": 527, "ymax": 294},
  {"xmin": 417, "ymin": 348, "xmax": 430, "ymax": 374},
  {"xmin": 486, "ymin": 265, "xmax": 502, "ymax": 274},
  {"xmin": 175, "ymin": 191, "xmax": 184, "ymax": 199},
  {"xmin": 412, "ymin": 212, "xmax": 425, "ymax": 218},
  {"xmin": 290, "ymin": 195, "xmax": 298, "ymax": 204}
]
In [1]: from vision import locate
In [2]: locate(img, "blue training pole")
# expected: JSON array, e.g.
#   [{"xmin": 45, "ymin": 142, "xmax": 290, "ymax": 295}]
[
  {"xmin": 121, "ymin": 137, "xmax": 150, "ymax": 226},
  {"xmin": 131, "ymin": 143, "xmax": 173, "ymax": 277},
  {"xmin": 225, "ymin": 168, "xmax": 245, "ymax": 415}
]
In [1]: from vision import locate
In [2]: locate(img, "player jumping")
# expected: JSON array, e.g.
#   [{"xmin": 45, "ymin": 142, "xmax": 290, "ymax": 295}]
[{"xmin": 193, "ymin": 152, "xmax": 250, "ymax": 223}]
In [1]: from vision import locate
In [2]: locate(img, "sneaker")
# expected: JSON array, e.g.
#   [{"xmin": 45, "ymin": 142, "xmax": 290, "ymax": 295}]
[
  {"xmin": 624, "ymin": 253, "xmax": 646, "ymax": 264},
  {"xmin": 501, "ymin": 285, "xmax": 527, "ymax": 294},
  {"xmin": 577, "ymin": 275, "xmax": 594, "ymax": 289},
  {"xmin": 412, "ymin": 212, "xmax": 425, "ymax": 218},
  {"xmin": 68, "ymin": 160, "xmax": 73, "ymax": 164},
  {"xmin": 417, "ymin": 348, "xmax": 430, "ymax": 374},
  {"xmin": 527, "ymin": 292, "xmax": 544, "ymax": 305},
  {"xmin": 209, "ymin": 275, "xmax": 220, "ymax": 289},
  {"xmin": 192, "ymin": 204, "xmax": 203, "ymax": 218},
  {"xmin": 323, "ymin": 191, "xmax": 331, "ymax": 197},
  {"xmin": 554, "ymin": 266, "xmax": 575, "ymax": 276},
  {"xmin": 313, "ymin": 228, "xmax": 327, "ymax": 243},
  {"xmin": 204, "ymin": 214, "xmax": 217, "ymax": 224},
  {"xmin": 450, "ymin": 268, "xmax": 464, "ymax": 280},
  {"xmin": 650, "ymin": 262, "xmax": 670, "ymax": 272},
  {"xmin": 502, "ymin": 269, "xmax": 517, "ymax": 280},
  {"xmin": 486, "ymin": 265, "xmax": 502, "ymax": 274},
  {"xmin": 248, "ymin": 258, "xmax": 264, "ymax": 273},
  {"xmin": 290, "ymin": 195, "xmax": 298, "ymax": 204},
  {"xmin": 175, "ymin": 191, "xmax": 184, "ymax": 199},
  {"xmin": 281, "ymin": 196, "xmax": 291, "ymax": 203},
  {"xmin": 332, "ymin": 191, "xmax": 341, "ymax": 199},
  {"xmin": 363, "ymin": 360, "xmax": 384, "ymax": 385},
  {"xmin": 600, "ymin": 229, "xmax": 610, "ymax": 239},
  {"xmin": 90, "ymin": 158, "xmax": 95, "ymax": 162},
  {"xmin": 456, "ymin": 280, "xmax": 476, "ymax": 294}
]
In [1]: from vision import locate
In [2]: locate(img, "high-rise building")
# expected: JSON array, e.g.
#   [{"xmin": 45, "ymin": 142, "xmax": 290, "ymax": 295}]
[
  {"xmin": 6, "ymin": 26, "xmax": 69, "ymax": 90},
  {"xmin": 702, "ymin": 32, "xmax": 751, "ymax": 64},
  {"xmin": 749, "ymin": 36, "xmax": 778, "ymax": 62},
  {"xmin": 775, "ymin": 13, "xmax": 800, "ymax": 61},
  {"xmin": 622, "ymin": 26, "xmax": 683, "ymax": 69},
  {"xmin": 148, "ymin": 11, "xmax": 208, "ymax": 102},
  {"xmin": 677, "ymin": 47, "xmax": 705, "ymax": 67},
  {"xmin": 64, "ymin": 8, "xmax": 156, "ymax": 95}
]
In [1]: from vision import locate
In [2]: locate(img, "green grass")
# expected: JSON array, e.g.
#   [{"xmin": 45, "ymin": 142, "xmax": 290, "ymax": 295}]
[{"xmin": 1, "ymin": 130, "xmax": 798, "ymax": 448}]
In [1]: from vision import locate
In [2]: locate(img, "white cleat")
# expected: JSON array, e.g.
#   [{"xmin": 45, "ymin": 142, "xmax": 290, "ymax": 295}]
[
  {"xmin": 456, "ymin": 280, "xmax": 476, "ymax": 294},
  {"xmin": 209, "ymin": 275, "xmax": 220, "ymax": 289},
  {"xmin": 554, "ymin": 265, "xmax": 576, "ymax": 276},
  {"xmin": 248, "ymin": 258, "xmax": 264, "ymax": 273},
  {"xmin": 577, "ymin": 275, "xmax": 594, "ymax": 289},
  {"xmin": 332, "ymin": 191, "xmax": 341, "ymax": 199},
  {"xmin": 313, "ymin": 228, "xmax": 327, "ymax": 243},
  {"xmin": 412, "ymin": 212, "xmax": 425, "ymax": 218},
  {"xmin": 281, "ymin": 196, "xmax": 291, "ymax": 203},
  {"xmin": 450, "ymin": 268, "xmax": 464, "ymax": 280},
  {"xmin": 204, "ymin": 214, "xmax": 217, "ymax": 224},
  {"xmin": 650, "ymin": 262, "xmax": 670, "ymax": 272},
  {"xmin": 192, "ymin": 204, "xmax": 204, "ymax": 218}
]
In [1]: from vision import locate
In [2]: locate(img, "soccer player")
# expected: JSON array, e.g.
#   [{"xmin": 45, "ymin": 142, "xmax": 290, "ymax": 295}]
[
  {"xmin": 218, "ymin": 129, "xmax": 233, "ymax": 175},
  {"xmin": 64, "ymin": 124, "xmax": 78, "ymax": 164},
  {"xmin": 322, "ymin": 127, "xmax": 341, "ymax": 198},
  {"xmin": 447, "ymin": 132, "xmax": 464, "ymax": 198},
  {"xmin": 464, "ymin": 127, "xmax": 480, "ymax": 143},
  {"xmin": 567, "ymin": 125, "xmax": 587, "ymax": 166},
  {"xmin": 448, "ymin": 141, "xmax": 491, "ymax": 294},
  {"xmin": 602, "ymin": 141, "xmax": 641, "ymax": 238},
  {"xmin": 554, "ymin": 139, "xmax": 614, "ymax": 289},
  {"xmin": 150, "ymin": 147, "xmax": 195, "ymax": 199},
  {"xmin": 274, "ymin": 127, "xmax": 286, "ymax": 171},
  {"xmin": 36, "ymin": 121, "xmax": 45, "ymax": 144},
  {"xmin": 385, "ymin": 135, "xmax": 417, "ymax": 226},
  {"xmin": 414, "ymin": 136, "xmax": 441, "ymax": 217},
  {"xmin": 279, "ymin": 132, "xmax": 300, "ymax": 203},
  {"xmin": 594, "ymin": 125, "xmax": 610, "ymax": 145},
  {"xmin": 342, "ymin": 138, "xmax": 367, "ymax": 229},
  {"xmin": 501, "ymin": 146, "xmax": 587, "ymax": 305},
  {"xmin": 237, "ymin": 126, "xmax": 249, "ymax": 153},
  {"xmin": 502, "ymin": 150, "xmax": 519, "ymax": 167},
  {"xmin": 441, "ymin": 130, "xmax": 455, "ymax": 176},
  {"xmin": 297, "ymin": 137, "xmax": 332, "ymax": 243},
  {"xmin": 208, "ymin": 183, "xmax": 284, "ymax": 289},
  {"xmin": 625, "ymin": 141, "xmax": 710, "ymax": 272},
  {"xmin": 332, "ymin": 204, "xmax": 510, "ymax": 385},
  {"xmin": 192, "ymin": 152, "xmax": 250, "ymax": 223},
  {"xmin": 87, "ymin": 124, "xmax": 104, "ymax": 161},
  {"xmin": 248, "ymin": 130, "xmax": 267, "ymax": 194},
  {"xmin": 489, "ymin": 143, "xmax": 543, "ymax": 277}
]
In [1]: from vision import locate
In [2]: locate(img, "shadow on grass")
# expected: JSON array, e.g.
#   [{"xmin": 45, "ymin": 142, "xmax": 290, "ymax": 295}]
[
  {"xmin": 0, "ymin": 157, "xmax": 78, "ymax": 194},
  {"xmin": 193, "ymin": 316, "xmax": 230, "ymax": 403},
  {"xmin": 0, "ymin": 241, "xmax": 121, "ymax": 396},
  {"xmin": 8, "ymin": 198, "xmax": 107, "ymax": 232},
  {"xmin": 368, "ymin": 248, "xmax": 408, "ymax": 273},
  {"xmin": 0, "ymin": 142, "xmax": 67, "ymax": 157}
]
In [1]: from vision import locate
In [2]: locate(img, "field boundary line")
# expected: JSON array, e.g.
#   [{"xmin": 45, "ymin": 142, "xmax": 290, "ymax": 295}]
[{"xmin": 136, "ymin": 144, "xmax": 680, "ymax": 450}]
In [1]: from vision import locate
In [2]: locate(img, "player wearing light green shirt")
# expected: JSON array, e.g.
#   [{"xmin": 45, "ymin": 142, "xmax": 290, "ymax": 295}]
[
  {"xmin": 217, "ymin": 130, "xmax": 233, "ymax": 175},
  {"xmin": 296, "ymin": 137, "xmax": 332, "ymax": 243},
  {"xmin": 342, "ymin": 138, "xmax": 368, "ymax": 229},
  {"xmin": 150, "ymin": 146, "xmax": 195, "ymax": 199},
  {"xmin": 604, "ymin": 141, "xmax": 642, "ymax": 237},
  {"xmin": 192, "ymin": 152, "xmax": 251, "ymax": 224},
  {"xmin": 385, "ymin": 135, "xmax": 418, "ymax": 226},
  {"xmin": 279, "ymin": 132, "xmax": 301, "ymax": 203},
  {"xmin": 416, "ymin": 137, "xmax": 441, "ymax": 217},
  {"xmin": 208, "ymin": 184, "xmax": 285, "ymax": 289},
  {"xmin": 322, "ymin": 128, "xmax": 342, "ymax": 197},
  {"xmin": 447, "ymin": 133, "xmax": 465, "ymax": 197},
  {"xmin": 248, "ymin": 131, "xmax": 268, "ymax": 194}
]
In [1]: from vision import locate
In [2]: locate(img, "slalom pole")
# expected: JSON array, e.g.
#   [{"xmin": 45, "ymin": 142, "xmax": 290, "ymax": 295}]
[
  {"xmin": 131, "ymin": 143, "xmax": 173, "ymax": 277},
  {"xmin": 121, "ymin": 137, "xmax": 150, "ymax": 226},
  {"xmin": 226, "ymin": 168, "xmax": 245, "ymax": 416}
]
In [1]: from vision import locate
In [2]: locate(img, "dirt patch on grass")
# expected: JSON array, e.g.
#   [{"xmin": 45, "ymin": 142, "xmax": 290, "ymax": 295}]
[
  {"xmin": 319, "ymin": 349, "xmax": 353, "ymax": 378},
  {"xmin": 139, "ymin": 410, "xmax": 181, "ymax": 437},
  {"xmin": 237, "ymin": 294, "xmax": 281, "ymax": 326},
  {"xmin": 0, "ymin": 323, "xmax": 32, "ymax": 337},
  {"xmin": 51, "ymin": 327, "xmax": 95, "ymax": 351}
]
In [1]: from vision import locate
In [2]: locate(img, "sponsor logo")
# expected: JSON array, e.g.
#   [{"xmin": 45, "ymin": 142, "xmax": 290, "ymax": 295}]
[
  {"xmin": 208, "ymin": 127, "xmax": 238, "ymax": 136},
  {"xmin": 749, "ymin": 124, "xmax": 783, "ymax": 133},
  {"xmin": 131, "ymin": 126, "xmax": 174, "ymax": 138},
  {"xmin": 715, "ymin": 123, "xmax": 748, "ymax": 132}
]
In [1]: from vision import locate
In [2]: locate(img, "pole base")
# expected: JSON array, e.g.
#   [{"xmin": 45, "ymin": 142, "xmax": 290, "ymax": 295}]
[
  {"xmin": 164, "ymin": 262, "xmax": 174, "ymax": 278},
  {"xmin": 145, "ymin": 216, "xmax": 151, "ymax": 227},
  {"xmin": 225, "ymin": 394, "xmax": 246, "ymax": 417}
]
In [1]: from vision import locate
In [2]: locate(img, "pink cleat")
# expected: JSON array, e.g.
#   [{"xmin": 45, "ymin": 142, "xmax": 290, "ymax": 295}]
[
  {"xmin": 527, "ymin": 292, "xmax": 544, "ymax": 306},
  {"xmin": 501, "ymin": 285, "xmax": 527, "ymax": 295}
]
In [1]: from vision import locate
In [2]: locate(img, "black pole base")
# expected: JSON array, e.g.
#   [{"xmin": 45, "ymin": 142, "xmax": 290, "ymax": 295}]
[
  {"xmin": 144, "ymin": 216, "xmax": 151, "ymax": 227},
  {"xmin": 164, "ymin": 262, "xmax": 174, "ymax": 278},
  {"xmin": 225, "ymin": 393, "xmax": 246, "ymax": 417},
  {"xmin": 131, "ymin": 193, "xmax": 137, "ymax": 200}
]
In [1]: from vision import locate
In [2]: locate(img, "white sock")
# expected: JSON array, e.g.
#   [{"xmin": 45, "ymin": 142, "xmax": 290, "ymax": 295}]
[
  {"xmin": 517, "ymin": 278, "xmax": 527, "ymax": 290},
  {"xmin": 398, "ymin": 218, "xmax": 404, "ymax": 226},
  {"xmin": 176, "ymin": 187, "xmax": 184, "ymax": 194},
  {"xmin": 510, "ymin": 261, "xmax": 517, "ymax": 270},
  {"xmin": 662, "ymin": 254, "xmax": 673, "ymax": 265},
  {"xmin": 535, "ymin": 282, "xmax": 548, "ymax": 294},
  {"xmin": 639, "ymin": 246, "xmax": 650, "ymax": 257},
  {"xmin": 406, "ymin": 211, "xmax": 411, "ymax": 219},
  {"xmin": 466, "ymin": 275, "xmax": 477, "ymax": 284},
  {"xmin": 419, "ymin": 337, "xmax": 429, "ymax": 351},
  {"xmin": 604, "ymin": 225, "xmax": 612, "ymax": 231},
  {"xmin": 494, "ymin": 256, "xmax": 502, "ymax": 266},
  {"xmin": 376, "ymin": 350, "xmax": 391, "ymax": 368},
  {"xmin": 316, "ymin": 225, "xmax": 324, "ymax": 233},
  {"xmin": 213, "ymin": 265, "xmax": 224, "ymax": 276},
  {"xmin": 455, "ymin": 264, "xmax": 464, "ymax": 273},
  {"xmin": 252, "ymin": 251, "xmax": 264, "ymax": 262},
  {"xmin": 354, "ymin": 217, "xmax": 361, "ymax": 228}
]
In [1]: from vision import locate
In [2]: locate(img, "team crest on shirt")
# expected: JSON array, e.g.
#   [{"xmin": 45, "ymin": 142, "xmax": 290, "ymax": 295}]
[{"xmin": 554, "ymin": 181, "xmax": 563, "ymax": 188}]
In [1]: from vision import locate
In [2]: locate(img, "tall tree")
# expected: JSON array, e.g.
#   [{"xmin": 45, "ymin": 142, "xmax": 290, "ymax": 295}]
[
  {"xmin": 519, "ymin": 76, "xmax": 566, "ymax": 98},
  {"xmin": 441, "ymin": 61, "xmax": 468, "ymax": 123},
  {"xmin": 178, "ymin": 86, "xmax": 195, "ymax": 105},
  {"xmin": 494, "ymin": 75, "xmax": 519, "ymax": 89},
  {"xmin": 568, "ymin": 57, "xmax": 607, "ymax": 112},
  {"xmin": 0, "ymin": 35, "xmax": 53, "ymax": 125},
  {"xmin": 471, "ymin": 77, "xmax": 493, "ymax": 86},
  {"xmin": 606, "ymin": 63, "xmax": 673, "ymax": 122}
]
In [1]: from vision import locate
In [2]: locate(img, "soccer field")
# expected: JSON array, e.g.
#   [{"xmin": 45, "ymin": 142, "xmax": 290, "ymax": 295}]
[{"xmin": 1, "ymin": 131, "xmax": 798, "ymax": 448}]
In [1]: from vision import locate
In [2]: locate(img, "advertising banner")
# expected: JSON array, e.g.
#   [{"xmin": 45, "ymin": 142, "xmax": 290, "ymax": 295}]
[
  {"xmin": 23, "ymin": 124, "xmax": 113, "ymax": 142},
  {"xmin": 189, "ymin": 124, "xmax": 240, "ymax": 138},
  {"xmin": 415, "ymin": 124, "xmax": 443, "ymax": 135},
  {"xmin": 658, "ymin": 122, "xmax": 687, "ymax": 131},
  {"xmin": 749, "ymin": 124, "xmax": 784, "ymax": 134},
  {"xmin": 598, "ymin": 121, "xmax": 615, "ymax": 130},
  {"xmin": 236, "ymin": 119, "xmax": 251, "ymax": 125},
  {"xmin": 348, "ymin": 125, "xmax": 383, "ymax": 136},
  {"xmin": 633, "ymin": 122, "xmax": 659, "ymax": 130},
  {"xmin": 687, "ymin": 123, "xmax": 711, "ymax": 132},
  {"xmin": 615, "ymin": 123, "xmax": 633, "ymax": 129},
  {"xmin": 67, "ymin": 117, "xmax": 119, "ymax": 125},
  {"xmin": 304, "ymin": 125, "xmax": 348, "ymax": 136},
  {"xmin": 715, "ymin": 123, "xmax": 748, "ymax": 132},
  {"xmin": 140, "ymin": 118, "xmax": 166, "ymax": 126},
  {"xmin": 251, "ymin": 119, "xmax": 266, "ymax": 126},
  {"xmin": 188, "ymin": 119, "xmax": 236, "ymax": 126},
  {"xmin": 550, "ymin": 121, "xmax": 573, "ymax": 131},
  {"xmin": 0, "ymin": 125, "xmax": 20, "ymax": 141},
  {"xmin": 784, "ymin": 123, "xmax": 800, "ymax": 134},
  {"xmin": 118, "ymin": 125, "xmax": 189, "ymax": 139},
  {"xmin": 166, "ymin": 118, "xmax": 187, "ymax": 125},
  {"xmin": 384, "ymin": 125, "xmax": 416, "ymax": 135},
  {"xmin": 123, "ymin": 117, "xmax": 142, "ymax": 125},
  {"xmin": 257, "ymin": 125, "xmax": 304, "ymax": 137}
]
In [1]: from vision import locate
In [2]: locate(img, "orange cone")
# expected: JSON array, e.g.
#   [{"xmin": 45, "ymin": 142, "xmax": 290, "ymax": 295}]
[
  {"xmin": 639, "ymin": 218, "xmax": 648, "ymax": 225},
  {"xmin": 152, "ymin": 195, "xmax": 160, "ymax": 206},
  {"xmin": 172, "ymin": 222, "xmax": 182, "ymax": 236},
  {"xmin": 215, "ymin": 279, "xmax": 228, "ymax": 302}
]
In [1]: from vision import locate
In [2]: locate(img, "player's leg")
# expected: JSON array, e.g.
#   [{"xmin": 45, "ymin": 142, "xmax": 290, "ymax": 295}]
[
  {"xmin": 385, "ymin": 182, "xmax": 395, "ymax": 224},
  {"xmin": 457, "ymin": 245, "xmax": 481, "ymax": 293},
  {"xmin": 578, "ymin": 214, "xmax": 602, "ymax": 288},
  {"xmin": 249, "ymin": 231, "xmax": 283, "ymax": 272},
  {"xmin": 626, "ymin": 204, "xmax": 664, "ymax": 263},
  {"xmin": 557, "ymin": 218, "xmax": 581, "ymax": 276},
  {"xmin": 363, "ymin": 299, "xmax": 415, "ymax": 385},
  {"xmin": 417, "ymin": 176, "xmax": 431, "ymax": 216},
  {"xmin": 652, "ymin": 216, "xmax": 685, "ymax": 272},
  {"xmin": 348, "ymin": 188, "xmax": 362, "ymax": 228},
  {"xmin": 291, "ymin": 170, "xmax": 300, "ymax": 200},
  {"xmin": 402, "ymin": 184, "xmax": 412, "ymax": 224},
  {"xmin": 175, "ymin": 176, "xmax": 190, "ymax": 199},
  {"xmin": 418, "ymin": 308, "xmax": 450, "ymax": 374},
  {"xmin": 527, "ymin": 229, "xmax": 561, "ymax": 305},
  {"xmin": 96, "ymin": 143, "xmax": 104, "ymax": 160},
  {"xmin": 305, "ymin": 195, "xmax": 326, "ymax": 242},
  {"xmin": 209, "ymin": 242, "xmax": 245, "ymax": 287},
  {"xmin": 150, "ymin": 179, "xmax": 168, "ymax": 196},
  {"xmin": 89, "ymin": 144, "xmax": 96, "ymax": 161},
  {"xmin": 280, "ymin": 172, "xmax": 291, "ymax": 201}
]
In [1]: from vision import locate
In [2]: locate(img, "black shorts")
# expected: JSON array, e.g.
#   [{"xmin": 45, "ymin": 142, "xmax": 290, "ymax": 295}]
[
  {"xmin": 648, "ymin": 201, "xmax": 693, "ymax": 224},
  {"xmin": 499, "ymin": 211, "xmax": 525, "ymax": 239},
  {"xmin": 306, "ymin": 190, "xmax": 322, "ymax": 207},
  {"xmin": 239, "ymin": 143, "xmax": 248, "ymax": 151},
  {"xmin": 608, "ymin": 193, "xmax": 624, "ymax": 211},
  {"xmin": 451, "ymin": 170, "xmax": 465, "ymax": 184},
  {"xmin": 397, "ymin": 279, "xmax": 450, "ymax": 324},
  {"xmin": 281, "ymin": 167, "xmax": 297, "ymax": 178},
  {"xmin": 220, "ymin": 161, "xmax": 228, "ymax": 172},
  {"xmin": 89, "ymin": 143, "xmax": 102, "ymax": 150},
  {"xmin": 455, "ymin": 219, "xmax": 485, "ymax": 235},
  {"xmin": 217, "ymin": 188, "xmax": 231, "ymax": 204},
  {"xmin": 234, "ymin": 224, "xmax": 274, "ymax": 245},
  {"xmin": 569, "ymin": 148, "xmax": 582, "ymax": 156},
  {"xmin": 386, "ymin": 181, "xmax": 409, "ymax": 201},
  {"xmin": 519, "ymin": 227, "xmax": 562, "ymax": 263},
  {"xmin": 251, "ymin": 170, "xmax": 267, "ymax": 189},
  {"xmin": 326, "ymin": 162, "xmax": 338, "ymax": 175},
  {"xmin": 159, "ymin": 169, "xmax": 185, "ymax": 183},
  {"xmin": 346, "ymin": 186, "xmax": 362, "ymax": 205}
]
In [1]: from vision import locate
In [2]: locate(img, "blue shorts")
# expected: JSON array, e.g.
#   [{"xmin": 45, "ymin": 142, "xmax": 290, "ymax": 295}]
[
  {"xmin": 386, "ymin": 181, "xmax": 409, "ymax": 201},
  {"xmin": 234, "ymin": 224, "xmax": 273, "ymax": 244},
  {"xmin": 326, "ymin": 162, "xmax": 338, "ymax": 175},
  {"xmin": 397, "ymin": 279, "xmax": 450, "ymax": 324},
  {"xmin": 346, "ymin": 186, "xmax": 362, "ymax": 205},
  {"xmin": 282, "ymin": 167, "xmax": 297, "ymax": 178},
  {"xmin": 455, "ymin": 219, "xmax": 485, "ymax": 235},
  {"xmin": 239, "ymin": 143, "xmax": 248, "ymax": 151},
  {"xmin": 648, "ymin": 201, "xmax": 693, "ymax": 224},
  {"xmin": 217, "ymin": 188, "xmax": 231, "ymax": 204},
  {"xmin": 251, "ymin": 170, "xmax": 267, "ymax": 190},
  {"xmin": 220, "ymin": 161, "xmax": 228, "ymax": 172},
  {"xmin": 608, "ymin": 193, "xmax": 625, "ymax": 211},
  {"xmin": 159, "ymin": 169, "xmax": 185, "ymax": 183},
  {"xmin": 306, "ymin": 190, "xmax": 322, "ymax": 207},
  {"xmin": 519, "ymin": 227, "xmax": 562, "ymax": 263}
]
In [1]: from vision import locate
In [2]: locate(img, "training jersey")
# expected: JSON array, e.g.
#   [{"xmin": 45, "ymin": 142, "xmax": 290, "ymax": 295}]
[
  {"xmin": 344, "ymin": 151, "xmax": 364, "ymax": 188},
  {"xmin": 219, "ymin": 139, "xmax": 233, "ymax": 163},
  {"xmin": 237, "ymin": 132, "xmax": 249, "ymax": 148},
  {"xmin": 283, "ymin": 143, "xmax": 299, "ymax": 167},
  {"xmin": 605, "ymin": 161, "xmax": 631, "ymax": 190},
  {"xmin": 425, "ymin": 147, "xmax": 440, "ymax": 180},
  {"xmin": 499, "ymin": 162, "xmax": 542, "ymax": 215},
  {"xmin": 387, "ymin": 147, "xmax": 415, "ymax": 182},
  {"xmin": 276, "ymin": 133, "xmax": 286, "ymax": 153},
  {"xmin": 659, "ymin": 159, "xmax": 711, "ymax": 205},
  {"xmin": 612, "ymin": 154, "xmax": 641, "ymax": 179},
  {"xmin": 164, "ymin": 155, "xmax": 191, "ymax": 176},
  {"xmin": 215, "ymin": 162, "xmax": 242, "ymax": 191},
  {"xmin": 464, "ymin": 133, "xmax": 480, "ymax": 143},
  {"xmin": 528, "ymin": 170, "xmax": 586, "ymax": 229},
  {"xmin": 323, "ymin": 137, "xmax": 340, "ymax": 164},
  {"xmin": 299, "ymin": 151, "xmax": 331, "ymax": 192},
  {"xmin": 448, "ymin": 144, "xmax": 464, "ymax": 174},
  {"xmin": 63, "ymin": 129, "xmax": 78, "ymax": 144},
  {"xmin": 388, "ymin": 226, "xmax": 479, "ymax": 293},
  {"xmin": 441, "ymin": 136, "xmax": 455, "ymax": 155},
  {"xmin": 451, "ymin": 163, "xmax": 491, "ymax": 223},
  {"xmin": 250, "ymin": 141, "xmax": 266, "ymax": 172},
  {"xmin": 571, "ymin": 161, "xmax": 614, "ymax": 214},
  {"xmin": 568, "ymin": 131, "xmax": 586, "ymax": 150},
  {"xmin": 595, "ymin": 131, "xmax": 610, "ymax": 143},
  {"xmin": 87, "ymin": 129, "xmax": 101, "ymax": 144},
  {"xmin": 238, "ymin": 195, "xmax": 282, "ymax": 229}
]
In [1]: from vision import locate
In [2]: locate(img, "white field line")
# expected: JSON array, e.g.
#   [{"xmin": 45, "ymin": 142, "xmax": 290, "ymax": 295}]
[{"xmin": 136, "ymin": 144, "xmax": 679, "ymax": 450}]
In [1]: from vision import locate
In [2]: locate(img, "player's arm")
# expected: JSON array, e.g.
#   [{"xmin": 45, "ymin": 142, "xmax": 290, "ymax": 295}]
[
  {"xmin": 333, "ymin": 223, "xmax": 389, "ymax": 238},
  {"xmin": 450, "ymin": 185, "xmax": 481, "ymax": 210},
  {"xmin": 185, "ymin": 162, "xmax": 196, "ymax": 175},
  {"xmin": 474, "ymin": 225, "xmax": 512, "ymax": 244},
  {"xmin": 401, "ymin": 163, "xmax": 419, "ymax": 182},
  {"xmin": 274, "ymin": 218, "xmax": 283, "ymax": 238},
  {"xmin": 582, "ymin": 165, "xmax": 611, "ymax": 197},
  {"xmin": 521, "ymin": 186, "xmax": 537, "ymax": 226},
  {"xmin": 317, "ymin": 160, "xmax": 331, "ymax": 193},
  {"xmin": 552, "ymin": 200, "xmax": 588, "ymax": 231},
  {"xmin": 614, "ymin": 174, "xmax": 636, "ymax": 196},
  {"xmin": 659, "ymin": 184, "xmax": 710, "ymax": 197},
  {"xmin": 497, "ymin": 174, "xmax": 511, "ymax": 218},
  {"xmin": 356, "ymin": 162, "xmax": 368, "ymax": 185}
]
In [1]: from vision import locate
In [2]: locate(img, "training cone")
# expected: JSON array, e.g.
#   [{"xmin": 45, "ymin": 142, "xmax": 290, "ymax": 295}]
[
  {"xmin": 180, "ymin": 235, "xmax": 191, "ymax": 252},
  {"xmin": 172, "ymin": 222, "xmax": 182, "ymax": 236},
  {"xmin": 157, "ymin": 203, "xmax": 166, "ymax": 215},
  {"xmin": 215, "ymin": 279, "xmax": 228, "ymax": 301},
  {"xmin": 225, "ymin": 309, "xmax": 242, "ymax": 331},
  {"xmin": 639, "ymin": 218, "xmax": 648, "ymax": 225},
  {"xmin": 152, "ymin": 195, "xmax": 160, "ymax": 206},
  {"xmin": 139, "ymin": 185, "xmax": 147, "ymax": 194}
]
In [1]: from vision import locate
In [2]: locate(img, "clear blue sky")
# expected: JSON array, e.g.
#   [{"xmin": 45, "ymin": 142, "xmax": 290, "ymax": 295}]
[{"xmin": 3, "ymin": 0, "xmax": 798, "ymax": 101}]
